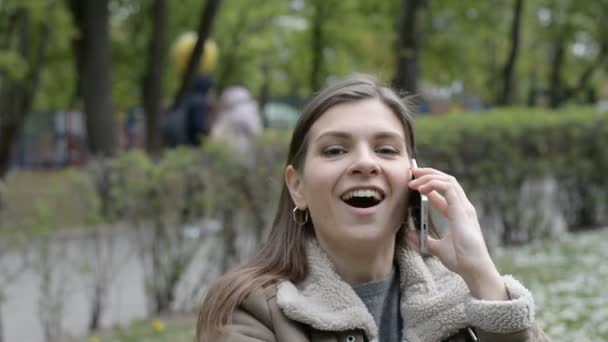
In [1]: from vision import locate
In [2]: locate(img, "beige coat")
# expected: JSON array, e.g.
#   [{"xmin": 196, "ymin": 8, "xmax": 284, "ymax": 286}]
[{"xmin": 210, "ymin": 239, "xmax": 550, "ymax": 342}]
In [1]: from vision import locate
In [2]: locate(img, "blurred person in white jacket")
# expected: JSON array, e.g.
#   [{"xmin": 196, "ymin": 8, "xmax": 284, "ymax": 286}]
[{"xmin": 211, "ymin": 86, "xmax": 263, "ymax": 160}]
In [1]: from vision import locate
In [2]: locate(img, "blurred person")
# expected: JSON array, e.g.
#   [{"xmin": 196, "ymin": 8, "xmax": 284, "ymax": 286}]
[
  {"xmin": 211, "ymin": 86, "xmax": 263, "ymax": 159},
  {"xmin": 164, "ymin": 33, "xmax": 218, "ymax": 147},
  {"xmin": 173, "ymin": 33, "xmax": 218, "ymax": 76},
  {"xmin": 183, "ymin": 74, "xmax": 214, "ymax": 146},
  {"xmin": 197, "ymin": 75, "xmax": 549, "ymax": 342},
  {"xmin": 209, "ymin": 86, "xmax": 263, "ymax": 272}
]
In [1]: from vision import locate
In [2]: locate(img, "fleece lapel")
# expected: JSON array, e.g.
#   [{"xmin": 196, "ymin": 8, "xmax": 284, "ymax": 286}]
[
  {"xmin": 276, "ymin": 240, "xmax": 379, "ymax": 341},
  {"xmin": 276, "ymin": 239, "xmax": 472, "ymax": 342},
  {"xmin": 397, "ymin": 248, "xmax": 470, "ymax": 342}
]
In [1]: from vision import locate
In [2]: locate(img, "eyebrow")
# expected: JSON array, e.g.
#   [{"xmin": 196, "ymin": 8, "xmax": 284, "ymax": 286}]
[{"xmin": 314, "ymin": 130, "xmax": 405, "ymax": 142}]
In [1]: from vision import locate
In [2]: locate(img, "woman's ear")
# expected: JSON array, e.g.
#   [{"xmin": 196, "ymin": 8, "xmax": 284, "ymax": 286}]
[{"xmin": 285, "ymin": 165, "xmax": 307, "ymax": 209}]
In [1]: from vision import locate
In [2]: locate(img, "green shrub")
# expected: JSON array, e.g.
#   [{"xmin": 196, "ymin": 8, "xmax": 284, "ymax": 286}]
[
  {"xmin": 416, "ymin": 107, "xmax": 608, "ymax": 242},
  {"xmin": 0, "ymin": 169, "xmax": 100, "ymax": 241}
]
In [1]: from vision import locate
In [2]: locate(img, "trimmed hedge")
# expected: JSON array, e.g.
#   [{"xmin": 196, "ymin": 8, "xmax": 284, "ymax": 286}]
[
  {"xmin": 415, "ymin": 107, "xmax": 608, "ymax": 243},
  {"xmin": 416, "ymin": 107, "xmax": 607, "ymax": 189}
]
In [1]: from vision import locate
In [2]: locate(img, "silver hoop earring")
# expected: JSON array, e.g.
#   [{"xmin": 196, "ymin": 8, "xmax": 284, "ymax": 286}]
[{"xmin": 292, "ymin": 207, "xmax": 309, "ymax": 226}]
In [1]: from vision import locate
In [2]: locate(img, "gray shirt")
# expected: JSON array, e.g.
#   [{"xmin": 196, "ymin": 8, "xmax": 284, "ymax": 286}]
[{"xmin": 352, "ymin": 268, "xmax": 402, "ymax": 342}]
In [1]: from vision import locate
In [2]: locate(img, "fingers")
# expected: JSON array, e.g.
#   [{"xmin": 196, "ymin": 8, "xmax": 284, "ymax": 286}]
[
  {"xmin": 426, "ymin": 190, "xmax": 449, "ymax": 216},
  {"xmin": 409, "ymin": 168, "xmax": 469, "ymax": 206}
]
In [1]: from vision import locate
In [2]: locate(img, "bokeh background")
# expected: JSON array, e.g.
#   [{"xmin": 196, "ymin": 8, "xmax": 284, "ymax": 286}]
[{"xmin": 1, "ymin": 0, "xmax": 607, "ymax": 341}]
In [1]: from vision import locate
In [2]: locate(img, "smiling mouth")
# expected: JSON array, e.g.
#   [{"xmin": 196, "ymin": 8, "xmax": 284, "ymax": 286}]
[{"xmin": 340, "ymin": 189, "xmax": 385, "ymax": 209}]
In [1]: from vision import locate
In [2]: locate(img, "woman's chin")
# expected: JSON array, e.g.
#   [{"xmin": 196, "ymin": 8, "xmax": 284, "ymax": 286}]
[{"xmin": 338, "ymin": 227, "xmax": 397, "ymax": 247}]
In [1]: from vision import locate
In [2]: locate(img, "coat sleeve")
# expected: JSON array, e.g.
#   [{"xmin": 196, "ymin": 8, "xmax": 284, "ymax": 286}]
[
  {"xmin": 464, "ymin": 275, "xmax": 551, "ymax": 342},
  {"xmin": 475, "ymin": 323, "xmax": 551, "ymax": 342},
  {"xmin": 208, "ymin": 289, "xmax": 277, "ymax": 342}
]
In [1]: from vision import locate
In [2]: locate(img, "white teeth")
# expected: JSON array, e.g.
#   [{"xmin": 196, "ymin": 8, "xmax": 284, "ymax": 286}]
[{"xmin": 341, "ymin": 189, "xmax": 383, "ymax": 201}]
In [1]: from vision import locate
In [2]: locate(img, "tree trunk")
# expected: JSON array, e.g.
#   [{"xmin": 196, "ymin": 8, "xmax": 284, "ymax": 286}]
[
  {"xmin": 142, "ymin": 0, "xmax": 168, "ymax": 156},
  {"xmin": 562, "ymin": 43, "xmax": 608, "ymax": 103},
  {"xmin": 310, "ymin": 0, "xmax": 326, "ymax": 92},
  {"xmin": 0, "ymin": 8, "xmax": 50, "ymax": 179},
  {"xmin": 497, "ymin": 0, "xmax": 524, "ymax": 105},
  {"xmin": 87, "ymin": 231, "xmax": 105, "ymax": 332},
  {"xmin": 526, "ymin": 72, "xmax": 538, "ymax": 107},
  {"xmin": 215, "ymin": 3, "xmax": 254, "ymax": 93},
  {"xmin": 0, "ymin": 299, "xmax": 4, "ymax": 342},
  {"xmin": 0, "ymin": 116, "xmax": 22, "ymax": 179},
  {"xmin": 237, "ymin": 174, "xmax": 267, "ymax": 245},
  {"xmin": 393, "ymin": 0, "xmax": 425, "ymax": 94},
  {"xmin": 221, "ymin": 207, "xmax": 237, "ymax": 273},
  {"xmin": 69, "ymin": 0, "xmax": 116, "ymax": 156},
  {"xmin": 258, "ymin": 60, "xmax": 271, "ymax": 128},
  {"xmin": 87, "ymin": 283, "xmax": 103, "ymax": 332},
  {"xmin": 172, "ymin": 0, "xmax": 222, "ymax": 110},
  {"xmin": 150, "ymin": 223, "xmax": 165, "ymax": 314},
  {"xmin": 68, "ymin": 0, "xmax": 85, "ymax": 108},
  {"xmin": 548, "ymin": 35, "xmax": 566, "ymax": 108}
]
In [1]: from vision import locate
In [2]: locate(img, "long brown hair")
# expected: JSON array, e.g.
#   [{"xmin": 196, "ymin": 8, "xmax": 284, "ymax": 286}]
[{"xmin": 197, "ymin": 74, "xmax": 418, "ymax": 340}]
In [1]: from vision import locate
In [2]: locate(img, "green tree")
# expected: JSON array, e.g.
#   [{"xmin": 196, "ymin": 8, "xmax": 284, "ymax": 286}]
[
  {"xmin": 422, "ymin": 1, "xmax": 513, "ymax": 103},
  {"xmin": 0, "ymin": 1, "xmax": 65, "ymax": 179},
  {"xmin": 542, "ymin": 0, "xmax": 608, "ymax": 107}
]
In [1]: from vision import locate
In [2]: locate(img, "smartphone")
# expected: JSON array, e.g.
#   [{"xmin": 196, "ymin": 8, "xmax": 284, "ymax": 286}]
[{"xmin": 410, "ymin": 159, "xmax": 429, "ymax": 254}]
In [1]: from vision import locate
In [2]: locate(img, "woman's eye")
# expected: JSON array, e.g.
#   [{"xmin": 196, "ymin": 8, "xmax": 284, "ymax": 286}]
[
  {"xmin": 377, "ymin": 146, "xmax": 400, "ymax": 155},
  {"xmin": 321, "ymin": 146, "xmax": 347, "ymax": 156}
]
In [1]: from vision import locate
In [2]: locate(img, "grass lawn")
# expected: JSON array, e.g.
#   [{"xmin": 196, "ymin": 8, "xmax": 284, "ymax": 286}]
[
  {"xmin": 98, "ymin": 227, "xmax": 608, "ymax": 342},
  {"xmin": 88, "ymin": 317, "xmax": 195, "ymax": 342},
  {"xmin": 495, "ymin": 227, "xmax": 608, "ymax": 341}
]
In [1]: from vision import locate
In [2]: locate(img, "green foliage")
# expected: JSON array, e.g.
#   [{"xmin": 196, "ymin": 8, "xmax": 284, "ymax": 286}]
[
  {"xmin": 3, "ymin": 0, "xmax": 604, "ymax": 113},
  {"xmin": 0, "ymin": 0, "xmax": 77, "ymax": 109},
  {"xmin": 415, "ymin": 107, "xmax": 608, "ymax": 241},
  {"xmin": 416, "ymin": 107, "xmax": 606, "ymax": 185},
  {"xmin": 0, "ymin": 169, "xmax": 100, "ymax": 241},
  {"xmin": 0, "ymin": 50, "xmax": 28, "ymax": 80},
  {"xmin": 424, "ymin": 1, "xmax": 509, "ymax": 98},
  {"xmin": 104, "ymin": 147, "xmax": 206, "ymax": 224}
]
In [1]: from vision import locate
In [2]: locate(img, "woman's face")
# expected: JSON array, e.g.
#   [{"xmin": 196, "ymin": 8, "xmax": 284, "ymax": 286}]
[{"xmin": 286, "ymin": 98, "xmax": 412, "ymax": 252}]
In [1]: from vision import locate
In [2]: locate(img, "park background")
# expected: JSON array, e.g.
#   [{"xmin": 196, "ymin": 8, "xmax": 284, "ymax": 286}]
[{"xmin": 1, "ymin": 0, "xmax": 608, "ymax": 341}]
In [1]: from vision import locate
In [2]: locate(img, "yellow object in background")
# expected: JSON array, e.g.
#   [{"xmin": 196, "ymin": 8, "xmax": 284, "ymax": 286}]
[
  {"xmin": 172, "ymin": 32, "xmax": 218, "ymax": 75},
  {"xmin": 151, "ymin": 318, "xmax": 166, "ymax": 333}
]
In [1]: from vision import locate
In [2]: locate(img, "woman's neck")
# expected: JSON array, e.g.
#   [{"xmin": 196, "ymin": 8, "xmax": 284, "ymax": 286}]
[{"xmin": 319, "ymin": 237, "xmax": 396, "ymax": 285}]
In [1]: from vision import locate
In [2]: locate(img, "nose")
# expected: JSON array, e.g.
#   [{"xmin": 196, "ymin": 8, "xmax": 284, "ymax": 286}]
[{"xmin": 348, "ymin": 146, "xmax": 380, "ymax": 176}]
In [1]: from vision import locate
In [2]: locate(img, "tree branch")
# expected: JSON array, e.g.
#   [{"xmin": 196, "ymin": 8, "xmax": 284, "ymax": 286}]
[
  {"xmin": 497, "ymin": 0, "xmax": 524, "ymax": 105},
  {"xmin": 563, "ymin": 42, "xmax": 608, "ymax": 101},
  {"xmin": 172, "ymin": 0, "xmax": 222, "ymax": 110}
]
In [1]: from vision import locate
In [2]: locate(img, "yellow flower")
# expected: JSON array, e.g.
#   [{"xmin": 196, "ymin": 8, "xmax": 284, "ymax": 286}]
[
  {"xmin": 88, "ymin": 336, "xmax": 101, "ymax": 342},
  {"xmin": 151, "ymin": 319, "xmax": 165, "ymax": 333}
]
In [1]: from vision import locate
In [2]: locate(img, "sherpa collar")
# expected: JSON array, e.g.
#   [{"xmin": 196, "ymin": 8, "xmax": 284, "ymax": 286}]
[{"xmin": 276, "ymin": 238, "xmax": 535, "ymax": 342}]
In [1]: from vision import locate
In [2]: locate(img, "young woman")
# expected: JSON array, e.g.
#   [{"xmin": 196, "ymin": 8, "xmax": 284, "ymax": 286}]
[{"xmin": 197, "ymin": 75, "xmax": 549, "ymax": 342}]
